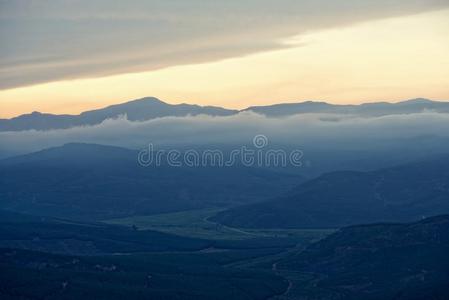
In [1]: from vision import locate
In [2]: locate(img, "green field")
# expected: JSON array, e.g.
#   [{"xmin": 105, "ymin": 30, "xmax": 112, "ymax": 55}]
[
  {"xmin": 0, "ymin": 209, "xmax": 329, "ymax": 300},
  {"xmin": 0, "ymin": 209, "xmax": 332, "ymax": 300},
  {"xmin": 104, "ymin": 208, "xmax": 333, "ymax": 241}
]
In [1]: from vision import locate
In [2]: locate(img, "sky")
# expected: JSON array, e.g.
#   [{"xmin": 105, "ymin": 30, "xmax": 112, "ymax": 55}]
[{"xmin": 1, "ymin": 0, "xmax": 449, "ymax": 118}]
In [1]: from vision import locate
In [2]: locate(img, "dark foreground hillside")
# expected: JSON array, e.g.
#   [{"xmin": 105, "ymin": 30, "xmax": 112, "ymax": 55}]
[
  {"xmin": 276, "ymin": 215, "xmax": 449, "ymax": 300},
  {"xmin": 1, "ymin": 212, "xmax": 448, "ymax": 299},
  {"xmin": 0, "ymin": 248, "xmax": 287, "ymax": 300},
  {"xmin": 0, "ymin": 210, "xmax": 294, "ymax": 300}
]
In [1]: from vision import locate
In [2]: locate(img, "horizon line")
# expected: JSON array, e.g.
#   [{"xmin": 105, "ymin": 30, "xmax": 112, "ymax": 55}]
[{"xmin": 2, "ymin": 96, "xmax": 448, "ymax": 119}]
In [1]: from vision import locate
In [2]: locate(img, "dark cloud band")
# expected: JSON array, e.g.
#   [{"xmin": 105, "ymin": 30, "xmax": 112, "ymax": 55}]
[{"xmin": 1, "ymin": 0, "xmax": 448, "ymax": 89}]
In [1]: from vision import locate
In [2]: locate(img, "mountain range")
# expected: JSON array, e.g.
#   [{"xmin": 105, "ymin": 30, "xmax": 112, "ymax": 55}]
[
  {"xmin": 0, "ymin": 97, "xmax": 237, "ymax": 131},
  {"xmin": 243, "ymin": 98, "xmax": 449, "ymax": 117},
  {"xmin": 3, "ymin": 141, "xmax": 449, "ymax": 228},
  {"xmin": 1, "ymin": 97, "xmax": 448, "ymax": 131}
]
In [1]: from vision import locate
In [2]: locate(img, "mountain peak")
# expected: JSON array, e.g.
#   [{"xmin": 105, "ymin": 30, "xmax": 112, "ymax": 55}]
[
  {"xmin": 125, "ymin": 96, "xmax": 167, "ymax": 105},
  {"xmin": 399, "ymin": 98, "xmax": 434, "ymax": 104}
]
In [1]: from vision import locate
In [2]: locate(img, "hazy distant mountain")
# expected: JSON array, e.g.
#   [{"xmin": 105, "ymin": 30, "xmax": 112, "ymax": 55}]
[
  {"xmin": 1, "ymin": 97, "xmax": 448, "ymax": 132},
  {"xmin": 0, "ymin": 97, "xmax": 237, "ymax": 131},
  {"xmin": 277, "ymin": 215, "xmax": 449, "ymax": 300},
  {"xmin": 244, "ymin": 98, "xmax": 449, "ymax": 117},
  {"xmin": 212, "ymin": 155, "xmax": 449, "ymax": 228},
  {"xmin": 0, "ymin": 143, "xmax": 303, "ymax": 220},
  {"xmin": 0, "ymin": 142, "xmax": 137, "ymax": 167}
]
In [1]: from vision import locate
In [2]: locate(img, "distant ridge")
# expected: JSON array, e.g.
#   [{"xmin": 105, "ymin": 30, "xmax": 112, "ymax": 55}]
[
  {"xmin": 0, "ymin": 97, "xmax": 237, "ymax": 131},
  {"xmin": 1, "ymin": 97, "xmax": 448, "ymax": 131},
  {"xmin": 243, "ymin": 98, "xmax": 449, "ymax": 116}
]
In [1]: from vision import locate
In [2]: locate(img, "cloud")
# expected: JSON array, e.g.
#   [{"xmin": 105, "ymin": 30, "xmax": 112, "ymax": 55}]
[
  {"xmin": 1, "ymin": 111, "xmax": 449, "ymax": 158},
  {"xmin": 1, "ymin": 0, "xmax": 448, "ymax": 89}
]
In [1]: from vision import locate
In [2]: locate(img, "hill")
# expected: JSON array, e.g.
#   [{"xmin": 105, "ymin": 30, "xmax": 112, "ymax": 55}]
[
  {"xmin": 0, "ymin": 143, "xmax": 302, "ymax": 220},
  {"xmin": 212, "ymin": 155, "xmax": 449, "ymax": 228},
  {"xmin": 276, "ymin": 215, "xmax": 449, "ymax": 299}
]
